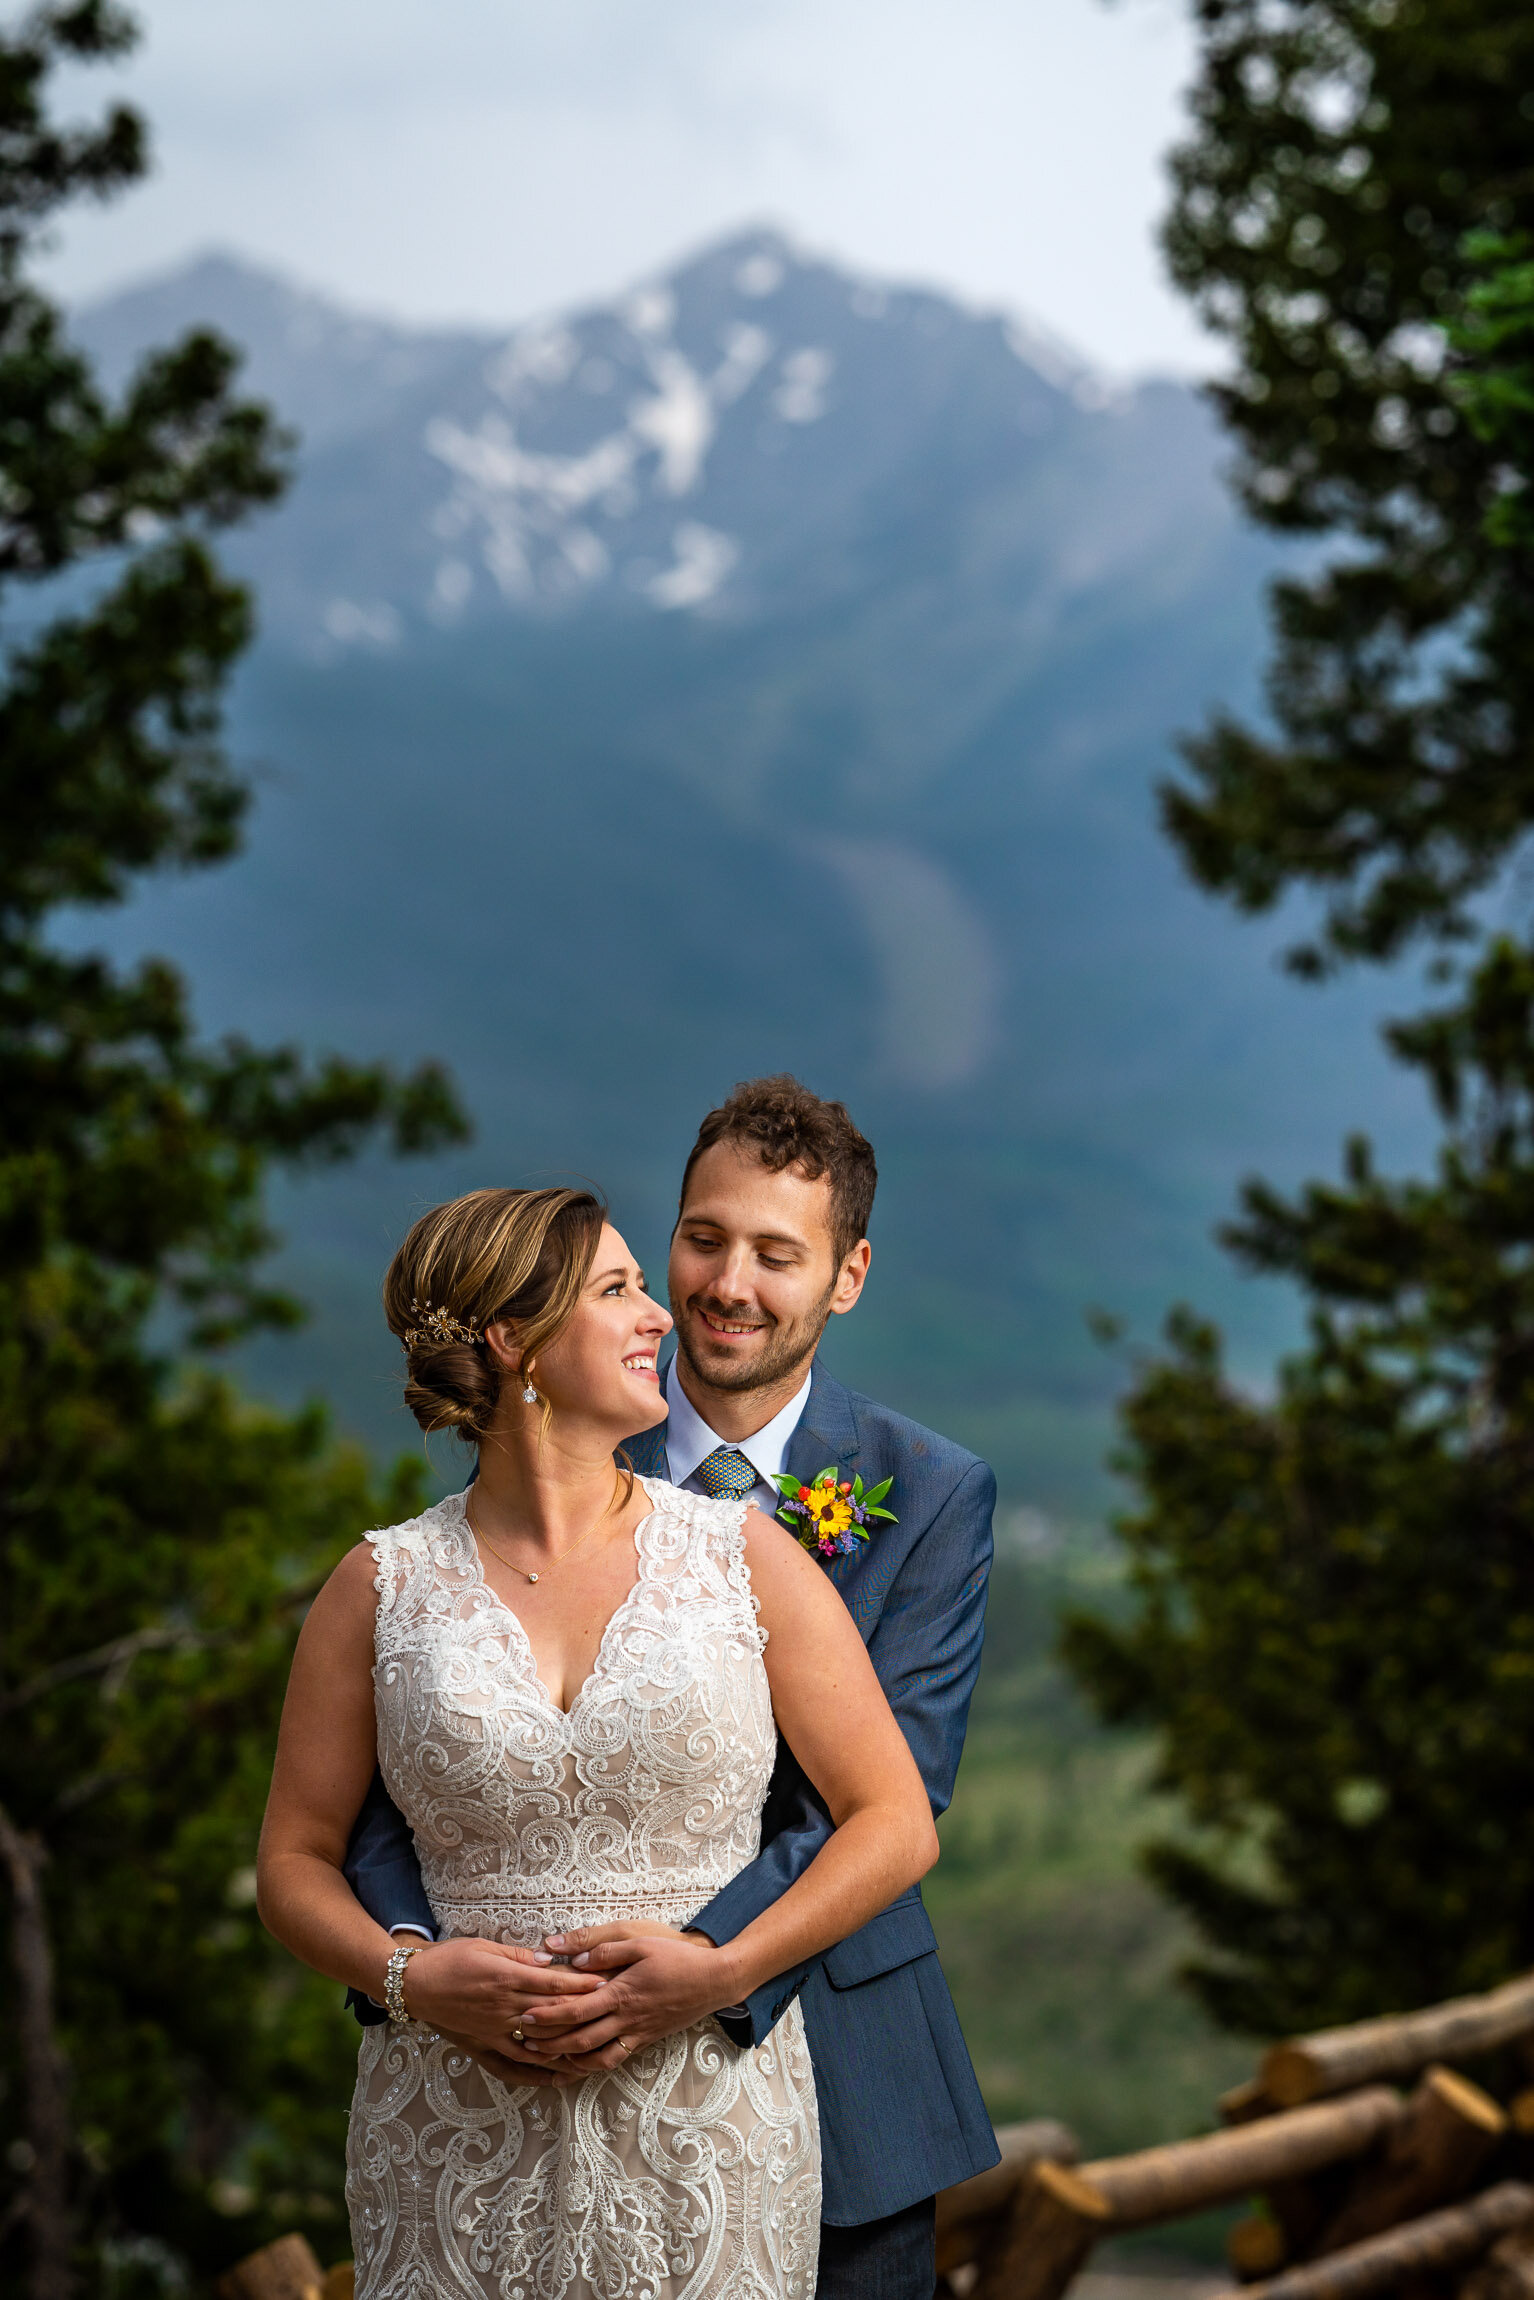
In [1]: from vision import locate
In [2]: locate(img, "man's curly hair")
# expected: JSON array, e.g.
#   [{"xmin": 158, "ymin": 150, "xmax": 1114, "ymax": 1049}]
[{"xmin": 678, "ymin": 1075, "xmax": 877, "ymax": 1265}]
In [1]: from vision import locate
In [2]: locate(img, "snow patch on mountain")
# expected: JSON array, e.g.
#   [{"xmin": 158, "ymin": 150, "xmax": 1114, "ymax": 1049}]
[
  {"xmin": 394, "ymin": 229, "xmax": 1092, "ymax": 623},
  {"xmin": 645, "ymin": 523, "xmax": 739, "ymax": 609},
  {"xmin": 421, "ymin": 267, "xmax": 819, "ymax": 607},
  {"xmin": 774, "ymin": 347, "xmax": 833, "ymax": 423},
  {"xmin": 735, "ymin": 249, "xmax": 785, "ymax": 298}
]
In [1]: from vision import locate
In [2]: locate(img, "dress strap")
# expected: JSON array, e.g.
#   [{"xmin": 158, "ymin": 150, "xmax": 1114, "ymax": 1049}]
[
  {"xmin": 366, "ymin": 1511, "xmax": 439, "ymax": 1658},
  {"xmin": 694, "ymin": 1491, "xmax": 767, "ymax": 1653}
]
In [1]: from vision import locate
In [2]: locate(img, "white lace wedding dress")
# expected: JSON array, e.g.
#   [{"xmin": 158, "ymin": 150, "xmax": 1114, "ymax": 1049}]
[{"xmin": 345, "ymin": 1479, "xmax": 821, "ymax": 2300}]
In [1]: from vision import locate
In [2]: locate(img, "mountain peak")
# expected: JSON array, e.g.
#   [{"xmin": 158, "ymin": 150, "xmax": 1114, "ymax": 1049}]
[
  {"xmin": 77, "ymin": 248, "xmax": 492, "ymax": 449},
  {"xmin": 410, "ymin": 224, "xmax": 1113, "ymax": 627},
  {"xmin": 74, "ymin": 228, "xmax": 1155, "ymax": 646}
]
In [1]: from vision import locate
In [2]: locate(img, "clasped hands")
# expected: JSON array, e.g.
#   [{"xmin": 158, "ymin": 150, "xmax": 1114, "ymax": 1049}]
[{"xmin": 399, "ymin": 1922, "xmax": 738, "ymax": 2088}]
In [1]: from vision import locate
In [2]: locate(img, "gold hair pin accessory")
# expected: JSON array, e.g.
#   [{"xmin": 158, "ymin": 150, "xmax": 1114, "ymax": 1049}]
[{"xmin": 402, "ymin": 1298, "xmax": 483, "ymax": 1351}]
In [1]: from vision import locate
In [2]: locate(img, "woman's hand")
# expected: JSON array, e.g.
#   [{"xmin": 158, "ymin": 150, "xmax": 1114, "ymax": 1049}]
[
  {"xmin": 517, "ymin": 1932, "xmax": 741, "ymax": 2069},
  {"xmin": 401, "ymin": 1937, "xmax": 606, "ymax": 2054}
]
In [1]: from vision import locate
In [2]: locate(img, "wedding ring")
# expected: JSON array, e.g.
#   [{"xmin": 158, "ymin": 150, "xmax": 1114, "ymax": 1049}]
[
  {"xmin": 618, "ymin": 2037, "xmax": 635, "ymax": 2059},
  {"xmin": 512, "ymin": 2028, "xmax": 525, "ymax": 2044}
]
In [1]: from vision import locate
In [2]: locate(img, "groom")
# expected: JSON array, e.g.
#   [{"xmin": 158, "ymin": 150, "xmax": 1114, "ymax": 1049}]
[{"xmin": 345, "ymin": 1075, "xmax": 1000, "ymax": 2300}]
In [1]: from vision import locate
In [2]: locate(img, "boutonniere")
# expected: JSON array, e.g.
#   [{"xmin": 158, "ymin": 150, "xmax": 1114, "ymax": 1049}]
[{"xmin": 772, "ymin": 1466, "xmax": 897, "ymax": 1558}]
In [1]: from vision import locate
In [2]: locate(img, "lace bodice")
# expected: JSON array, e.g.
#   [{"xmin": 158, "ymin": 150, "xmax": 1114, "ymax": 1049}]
[
  {"xmin": 368, "ymin": 1478, "xmax": 775, "ymax": 1942},
  {"xmin": 348, "ymin": 1478, "xmax": 819, "ymax": 2300}
]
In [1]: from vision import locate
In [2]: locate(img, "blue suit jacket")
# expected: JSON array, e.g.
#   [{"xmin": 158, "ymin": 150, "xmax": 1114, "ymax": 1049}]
[{"xmin": 343, "ymin": 1358, "xmax": 999, "ymax": 2224}]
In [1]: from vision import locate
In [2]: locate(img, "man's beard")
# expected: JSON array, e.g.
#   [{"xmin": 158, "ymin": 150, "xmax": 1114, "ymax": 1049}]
[{"xmin": 672, "ymin": 1280, "xmax": 836, "ymax": 1396}]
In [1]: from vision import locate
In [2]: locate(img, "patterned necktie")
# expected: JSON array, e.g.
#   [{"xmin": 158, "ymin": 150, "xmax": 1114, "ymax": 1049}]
[{"xmin": 694, "ymin": 1445, "xmax": 759, "ymax": 1501}]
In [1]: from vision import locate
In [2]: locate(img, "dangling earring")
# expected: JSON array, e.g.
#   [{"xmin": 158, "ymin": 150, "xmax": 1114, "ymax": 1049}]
[{"xmin": 522, "ymin": 1383, "xmax": 538, "ymax": 1406}]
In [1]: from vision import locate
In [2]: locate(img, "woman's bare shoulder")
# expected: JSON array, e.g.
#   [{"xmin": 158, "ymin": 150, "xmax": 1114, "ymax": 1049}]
[
  {"xmin": 740, "ymin": 1503, "xmax": 801, "ymax": 1555},
  {"xmin": 740, "ymin": 1506, "xmax": 839, "ymax": 1608},
  {"xmin": 301, "ymin": 1536, "xmax": 393, "ymax": 1642},
  {"xmin": 330, "ymin": 1539, "xmax": 388, "ymax": 1597}
]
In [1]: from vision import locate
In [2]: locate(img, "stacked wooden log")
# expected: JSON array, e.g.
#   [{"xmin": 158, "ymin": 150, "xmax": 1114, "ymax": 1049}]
[
  {"xmin": 216, "ymin": 2233, "xmax": 352, "ymax": 2300},
  {"xmin": 932, "ymin": 1970, "xmax": 1534, "ymax": 2300}
]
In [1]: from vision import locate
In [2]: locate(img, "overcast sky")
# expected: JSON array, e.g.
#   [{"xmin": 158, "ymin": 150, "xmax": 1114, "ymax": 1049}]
[{"xmin": 44, "ymin": 0, "xmax": 1209, "ymax": 378}]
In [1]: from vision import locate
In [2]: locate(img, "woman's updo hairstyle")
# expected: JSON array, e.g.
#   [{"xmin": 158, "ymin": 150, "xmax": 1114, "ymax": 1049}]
[{"xmin": 384, "ymin": 1186, "xmax": 607, "ymax": 1443}]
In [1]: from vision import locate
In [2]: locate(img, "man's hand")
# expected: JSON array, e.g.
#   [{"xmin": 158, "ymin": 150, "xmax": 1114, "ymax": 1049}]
[
  {"xmin": 544, "ymin": 1919, "xmax": 684, "ymax": 1954},
  {"xmin": 520, "ymin": 1925, "xmax": 740, "ymax": 2069},
  {"xmin": 435, "ymin": 2029, "xmax": 585, "ymax": 2090},
  {"xmin": 398, "ymin": 1936, "xmax": 604, "ymax": 2055}
]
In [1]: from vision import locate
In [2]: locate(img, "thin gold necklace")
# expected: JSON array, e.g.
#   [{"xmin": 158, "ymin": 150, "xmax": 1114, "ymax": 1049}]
[{"xmin": 465, "ymin": 1487, "xmax": 619, "ymax": 1586}]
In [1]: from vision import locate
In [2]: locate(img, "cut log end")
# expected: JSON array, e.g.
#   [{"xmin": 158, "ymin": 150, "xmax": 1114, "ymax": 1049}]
[
  {"xmin": 934, "ymin": 2119, "xmax": 1079, "ymax": 2274},
  {"xmin": 1265, "ymin": 2045, "xmax": 1325, "ymax": 2110},
  {"xmin": 1222, "ymin": 2080, "xmax": 1281, "ymax": 2127},
  {"xmin": 1031, "ymin": 2159, "xmax": 1114, "ymax": 2221},
  {"xmin": 969, "ymin": 2158, "xmax": 1113, "ymax": 2300},
  {"xmin": 1310, "ymin": 2061, "xmax": 1507, "ymax": 2256},
  {"xmin": 1426, "ymin": 2064, "xmax": 1507, "ymax": 2137},
  {"xmin": 217, "ymin": 2235, "xmax": 326, "ymax": 2300}
]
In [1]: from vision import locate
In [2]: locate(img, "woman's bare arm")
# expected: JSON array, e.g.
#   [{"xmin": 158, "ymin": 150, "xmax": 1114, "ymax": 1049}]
[
  {"xmin": 520, "ymin": 1510, "xmax": 938, "ymax": 2061},
  {"xmin": 257, "ymin": 1543, "xmax": 403, "ymax": 1998},
  {"xmin": 256, "ymin": 1542, "xmax": 603, "ymax": 2056},
  {"xmin": 721, "ymin": 1510, "xmax": 939, "ymax": 1982}
]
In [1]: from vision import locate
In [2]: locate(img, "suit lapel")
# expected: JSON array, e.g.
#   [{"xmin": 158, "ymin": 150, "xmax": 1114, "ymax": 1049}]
[
  {"xmin": 784, "ymin": 1362, "xmax": 865, "ymax": 1584},
  {"xmin": 620, "ymin": 1420, "xmax": 670, "ymax": 1479},
  {"xmin": 785, "ymin": 1359, "xmax": 860, "ymax": 1484}
]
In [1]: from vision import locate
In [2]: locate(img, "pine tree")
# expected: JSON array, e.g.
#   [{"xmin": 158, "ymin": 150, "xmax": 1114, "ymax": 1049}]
[
  {"xmin": 0, "ymin": 11, "xmax": 468, "ymax": 2296},
  {"xmin": 1160, "ymin": 0, "xmax": 1534, "ymax": 969},
  {"xmin": 1063, "ymin": 0, "xmax": 1534, "ymax": 2035},
  {"xmin": 1063, "ymin": 939, "xmax": 1534, "ymax": 2034}
]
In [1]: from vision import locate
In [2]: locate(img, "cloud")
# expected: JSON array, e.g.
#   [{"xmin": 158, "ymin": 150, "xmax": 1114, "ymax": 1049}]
[
  {"xmin": 44, "ymin": 0, "xmax": 1212, "ymax": 378},
  {"xmin": 824, "ymin": 839, "xmax": 1001, "ymax": 1092}
]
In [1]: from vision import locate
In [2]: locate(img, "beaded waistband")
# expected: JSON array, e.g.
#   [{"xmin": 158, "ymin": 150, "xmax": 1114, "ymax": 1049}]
[{"xmin": 433, "ymin": 1890, "xmax": 706, "ymax": 1948}]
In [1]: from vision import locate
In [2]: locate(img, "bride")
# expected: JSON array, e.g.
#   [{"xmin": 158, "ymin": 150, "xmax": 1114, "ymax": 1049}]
[{"xmin": 257, "ymin": 1185, "xmax": 939, "ymax": 2300}]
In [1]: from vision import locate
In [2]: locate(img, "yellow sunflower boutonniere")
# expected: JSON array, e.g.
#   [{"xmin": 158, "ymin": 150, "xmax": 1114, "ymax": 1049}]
[{"xmin": 771, "ymin": 1467, "xmax": 897, "ymax": 1558}]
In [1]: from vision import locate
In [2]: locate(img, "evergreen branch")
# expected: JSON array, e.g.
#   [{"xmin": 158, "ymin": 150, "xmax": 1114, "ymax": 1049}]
[
  {"xmin": 0, "ymin": 1622, "xmax": 216, "ymax": 1717},
  {"xmin": 0, "ymin": 1567, "xmax": 330, "ymax": 1722}
]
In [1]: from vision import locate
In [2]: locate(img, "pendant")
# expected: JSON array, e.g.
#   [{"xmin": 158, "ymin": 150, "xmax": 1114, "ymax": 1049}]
[{"xmin": 527, "ymin": 1572, "xmax": 539, "ymax": 1584}]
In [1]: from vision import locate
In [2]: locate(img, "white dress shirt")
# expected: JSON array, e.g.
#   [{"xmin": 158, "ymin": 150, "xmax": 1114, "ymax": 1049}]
[
  {"xmin": 663, "ymin": 1356, "xmax": 813, "ymax": 1995},
  {"xmin": 662, "ymin": 1356, "xmax": 813, "ymax": 1522}
]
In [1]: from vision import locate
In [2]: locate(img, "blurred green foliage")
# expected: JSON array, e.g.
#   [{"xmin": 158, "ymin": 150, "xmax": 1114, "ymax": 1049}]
[
  {"xmin": 1062, "ymin": 0, "xmax": 1534, "ymax": 2041},
  {"xmin": 1064, "ymin": 948, "xmax": 1534, "ymax": 2032},
  {"xmin": 0, "ymin": 10, "xmax": 466, "ymax": 2295},
  {"xmin": 929, "ymin": 1534, "xmax": 1250, "ymax": 2162},
  {"xmin": 1452, "ymin": 230, "xmax": 1534, "ymax": 544}
]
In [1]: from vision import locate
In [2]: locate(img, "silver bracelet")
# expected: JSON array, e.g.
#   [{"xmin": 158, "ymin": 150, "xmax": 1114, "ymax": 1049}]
[{"xmin": 384, "ymin": 1940, "xmax": 423, "ymax": 2027}]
